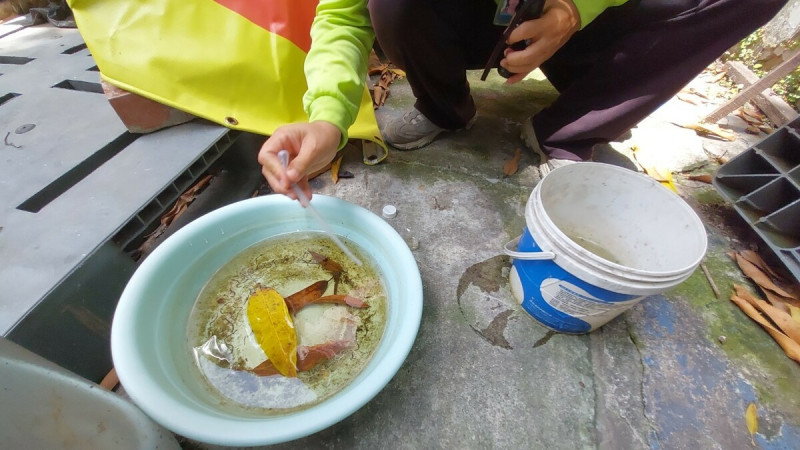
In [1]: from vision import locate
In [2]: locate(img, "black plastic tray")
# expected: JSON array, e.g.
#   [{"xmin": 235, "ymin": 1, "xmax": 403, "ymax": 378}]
[{"xmin": 713, "ymin": 115, "xmax": 800, "ymax": 282}]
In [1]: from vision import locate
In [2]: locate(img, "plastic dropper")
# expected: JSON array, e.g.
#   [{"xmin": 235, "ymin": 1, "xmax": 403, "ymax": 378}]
[{"xmin": 277, "ymin": 150, "xmax": 362, "ymax": 266}]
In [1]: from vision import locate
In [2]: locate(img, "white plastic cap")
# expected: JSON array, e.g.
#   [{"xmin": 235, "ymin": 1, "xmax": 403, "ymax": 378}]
[{"xmin": 382, "ymin": 205, "xmax": 397, "ymax": 219}]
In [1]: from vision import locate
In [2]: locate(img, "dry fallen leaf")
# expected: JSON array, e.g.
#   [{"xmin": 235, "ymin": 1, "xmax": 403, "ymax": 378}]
[
  {"xmin": 370, "ymin": 63, "xmax": 404, "ymax": 109},
  {"xmin": 503, "ymin": 148, "xmax": 522, "ymax": 177},
  {"xmin": 368, "ymin": 49, "xmax": 383, "ymax": 73},
  {"xmin": 688, "ymin": 174, "xmax": 713, "ymax": 184},
  {"xmin": 133, "ymin": 174, "xmax": 213, "ymax": 259},
  {"xmin": 373, "ymin": 85, "xmax": 388, "ymax": 109},
  {"xmin": 247, "ymin": 287, "xmax": 298, "ymax": 377},
  {"xmin": 677, "ymin": 93, "xmax": 700, "ymax": 105},
  {"xmin": 251, "ymin": 341, "xmax": 354, "ymax": 376},
  {"xmin": 631, "ymin": 146, "xmax": 677, "ymax": 192},
  {"xmin": 710, "ymin": 70, "xmax": 727, "ymax": 83},
  {"xmin": 734, "ymin": 253, "xmax": 794, "ymax": 298},
  {"xmin": 746, "ymin": 403, "xmax": 758, "ymax": 446},
  {"xmin": 730, "ymin": 295, "xmax": 800, "ymax": 364},
  {"xmin": 789, "ymin": 305, "xmax": 800, "ymax": 323},
  {"xmin": 765, "ymin": 289, "xmax": 800, "ymax": 310},
  {"xmin": 738, "ymin": 250, "xmax": 782, "ymax": 280},
  {"xmin": 736, "ymin": 284, "xmax": 800, "ymax": 344},
  {"xmin": 644, "ymin": 166, "xmax": 677, "ymax": 192},
  {"xmin": 331, "ymin": 154, "xmax": 343, "ymax": 184},
  {"xmin": 745, "ymin": 125, "xmax": 762, "ymax": 135},
  {"xmin": 680, "ymin": 122, "xmax": 736, "ymax": 141},
  {"xmin": 758, "ymin": 124, "xmax": 774, "ymax": 134},
  {"xmin": 688, "ymin": 87, "xmax": 709, "ymax": 99}
]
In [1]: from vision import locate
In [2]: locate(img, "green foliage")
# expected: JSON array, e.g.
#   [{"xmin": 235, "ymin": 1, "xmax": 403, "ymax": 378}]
[{"xmin": 728, "ymin": 29, "xmax": 800, "ymax": 108}]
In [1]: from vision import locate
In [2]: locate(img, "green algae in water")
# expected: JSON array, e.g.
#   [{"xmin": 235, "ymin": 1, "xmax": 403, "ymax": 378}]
[{"xmin": 186, "ymin": 231, "xmax": 387, "ymax": 415}]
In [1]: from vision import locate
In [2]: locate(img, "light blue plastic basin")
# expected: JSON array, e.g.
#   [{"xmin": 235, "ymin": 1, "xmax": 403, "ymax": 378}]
[{"xmin": 111, "ymin": 195, "xmax": 422, "ymax": 446}]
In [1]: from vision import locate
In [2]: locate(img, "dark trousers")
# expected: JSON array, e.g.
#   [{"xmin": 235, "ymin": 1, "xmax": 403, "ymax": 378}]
[{"xmin": 369, "ymin": 0, "xmax": 788, "ymax": 160}]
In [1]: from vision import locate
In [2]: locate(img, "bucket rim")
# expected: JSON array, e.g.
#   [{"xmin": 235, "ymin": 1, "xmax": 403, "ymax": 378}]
[{"xmin": 529, "ymin": 163, "xmax": 708, "ymax": 280}]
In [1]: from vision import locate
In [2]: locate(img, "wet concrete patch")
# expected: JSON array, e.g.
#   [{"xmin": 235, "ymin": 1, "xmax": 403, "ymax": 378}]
[{"xmin": 457, "ymin": 255, "xmax": 548, "ymax": 350}]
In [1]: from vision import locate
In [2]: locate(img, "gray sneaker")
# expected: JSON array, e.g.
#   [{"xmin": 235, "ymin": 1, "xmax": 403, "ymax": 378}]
[
  {"xmin": 382, "ymin": 108, "xmax": 475, "ymax": 150},
  {"xmin": 520, "ymin": 118, "xmax": 577, "ymax": 177}
]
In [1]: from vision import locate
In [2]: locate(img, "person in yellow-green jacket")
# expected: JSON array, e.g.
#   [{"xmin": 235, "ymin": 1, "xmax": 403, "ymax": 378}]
[{"xmin": 260, "ymin": 0, "xmax": 787, "ymax": 198}]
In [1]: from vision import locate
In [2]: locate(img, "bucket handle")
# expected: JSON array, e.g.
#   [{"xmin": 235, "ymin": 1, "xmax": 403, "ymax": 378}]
[{"xmin": 503, "ymin": 235, "xmax": 556, "ymax": 260}]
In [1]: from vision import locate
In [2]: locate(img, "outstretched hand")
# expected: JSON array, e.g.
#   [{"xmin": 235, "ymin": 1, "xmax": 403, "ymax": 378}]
[
  {"xmin": 500, "ymin": 0, "xmax": 580, "ymax": 84},
  {"xmin": 258, "ymin": 121, "xmax": 341, "ymax": 201}
]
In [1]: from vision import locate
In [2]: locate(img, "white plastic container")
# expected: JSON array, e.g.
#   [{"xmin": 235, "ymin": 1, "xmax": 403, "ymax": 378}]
[
  {"xmin": 0, "ymin": 337, "xmax": 179, "ymax": 449},
  {"xmin": 507, "ymin": 163, "xmax": 707, "ymax": 333},
  {"xmin": 111, "ymin": 195, "xmax": 422, "ymax": 446}
]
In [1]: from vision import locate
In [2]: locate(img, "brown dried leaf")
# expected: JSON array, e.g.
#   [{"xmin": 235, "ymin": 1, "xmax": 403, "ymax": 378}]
[
  {"xmin": 677, "ymin": 93, "xmax": 699, "ymax": 105},
  {"xmin": 646, "ymin": 166, "xmax": 677, "ymax": 191},
  {"xmin": 314, "ymin": 294, "xmax": 367, "ymax": 308},
  {"xmin": 368, "ymin": 65, "xmax": 387, "ymax": 76},
  {"xmin": 738, "ymin": 250, "xmax": 783, "ymax": 281},
  {"xmin": 740, "ymin": 105, "xmax": 766, "ymax": 121},
  {"xmin": 688, "ymin": 87, "xmax": 709, "ymax": 100},
  {"xmin": 763, "ymin": 290, "xmax": 792, "ymax": 313},
  {"xmin": 681, "ymin": 122, "xmax": 736, "ymax": 141},
  {"xmin": 734, "ymin": 253, "xmax": 794, "ymax": 298},
  {"xmin": 736, "ymin": 284, "xmax": 800, "ymax": 344},
  {"xmin": 284, "ymin": 280, "xmax": 329, "ymax": 314},
  {"xmin": 688, "ymin": 174, "xmax": 713, "ymax": 184},
  {"xmin": 503, "ymin": 148, "xmax": 522, "ymax": 177},
  {"xmin": 371, "ymin": 64, "xmax": 403, "ymax": 109},
  {"xmin": 373, "ymin": 85, "xmax": 388, "ymax": 109},
  {"xmin": 758, "ymin": 124, "xmax": 774, "ymax": 134},
  {"xmin": 296, "ymin": 340, "xmax": 354, "ymax": 371},
  {"xmin": 730, "ymin": 295, "xmax": 800, "ymax": 364},
  {"xmin": 309, "ymin": 250, "xmax": 345, "ymax": 287},
  {"xmin": 310, "ymin": 251, "xmax": 343, "ymax": 274},
  {"xmin": 368, "ymin": 49, "xmax": 384, "ymax": 75},
  {"xmin": 251, "ymin": 340, "xmax": 354, "ymax": 376},
  {"xmin": 100, "ymin": 368, "xmax": 119, "ymax": 391},
  {"xmin": 331, "ymin": 154, "xmax": 343, "ymax": 184},
  {"xmin": 379, "ymin": 71, "xmax": 397, "ymax": 87},
  {"xmin": 631, "ymin": 148, "xmax": 677, "ymax": 193},
  {"xmin": 789, "ymin": 305, "xmax": 800, "ymax": 323},
  {"xmin": 134, "ymin": 174, "xmax": 213, "ymax": 258}
]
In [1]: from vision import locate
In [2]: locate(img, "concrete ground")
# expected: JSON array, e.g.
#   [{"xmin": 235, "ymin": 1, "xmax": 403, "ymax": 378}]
[{"xmin": 184, "ymin": 69, "xmax": 800, "ymax": 449}]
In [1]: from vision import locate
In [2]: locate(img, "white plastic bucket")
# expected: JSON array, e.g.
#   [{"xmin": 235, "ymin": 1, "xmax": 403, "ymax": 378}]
[{"xmin": 506, "ymin": 163, "xmax": 707, "ymax": 334}]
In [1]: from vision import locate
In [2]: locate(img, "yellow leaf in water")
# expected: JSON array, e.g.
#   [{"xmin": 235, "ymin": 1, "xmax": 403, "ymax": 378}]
[
  {"xmin": 746, "ymin": 403, "xmax": 758, "ymax": 445},
  {"xmin": 247, "ymin": 288, "xmax": 298, "ymax": 377}
]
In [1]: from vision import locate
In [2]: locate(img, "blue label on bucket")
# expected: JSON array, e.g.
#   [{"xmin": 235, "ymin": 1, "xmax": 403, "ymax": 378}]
[{"xmin": 514, "ymin": 229, "xmax": 643, "ymax": 334}]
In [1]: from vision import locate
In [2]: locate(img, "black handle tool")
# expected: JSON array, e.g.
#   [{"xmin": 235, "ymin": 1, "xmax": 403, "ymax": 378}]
[{"xmin": 481, "ymin": 0, "xmax": 546, "ymax": 81}]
